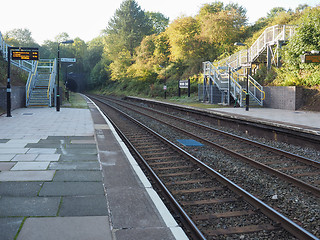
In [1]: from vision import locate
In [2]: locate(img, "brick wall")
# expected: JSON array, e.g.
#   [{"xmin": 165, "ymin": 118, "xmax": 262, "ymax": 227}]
[{"xmin": 0, "ymin": 86, "xmax": 26, "ymax": 111}]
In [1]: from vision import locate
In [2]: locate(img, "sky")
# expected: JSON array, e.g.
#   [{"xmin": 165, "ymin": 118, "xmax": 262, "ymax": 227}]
[{"xmin": 0, "ymin": 0, "xmax": 318, "ymax": 45}]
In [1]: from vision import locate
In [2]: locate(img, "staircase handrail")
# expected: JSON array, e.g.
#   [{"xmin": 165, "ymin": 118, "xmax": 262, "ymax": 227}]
[
  {"xmin": 0, "ymin": 31, "xmax": 37, "ymax": 73},
  {"xmin": 47, "ymin": 59, "xmax": 56, "ymax": 106},
  {"xmin": 216, "ymin": 25, "xmax": 296, "ymax": 70},
  {"xmin": 248, "ymin": 75, "xmax": 265, "ymax": 105},
  {"xmin": 26, "ymin": 61, "xmax": 39, "ymax": 106}
]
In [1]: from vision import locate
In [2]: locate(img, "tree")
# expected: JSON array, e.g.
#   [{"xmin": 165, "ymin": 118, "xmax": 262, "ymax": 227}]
[
  {"xmin": 145, "ymin": 12, "xmax": 169, "ymax": 34},
  {"xmin": 267, "ymin": 7, "xmax": 286, "ymax": 19},
  {"xmin": 4, "ymin": 28, "xmax": 38, "ymax": 47},
  {"xmin": 105, "ymin": 0, "xmax": 152, "ymax": 59}
]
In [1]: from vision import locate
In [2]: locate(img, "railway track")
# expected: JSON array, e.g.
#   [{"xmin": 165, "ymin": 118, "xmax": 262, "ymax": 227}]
[{"xmin": 89, "ymin": 95, "xmax": 318, "ymax": 240}]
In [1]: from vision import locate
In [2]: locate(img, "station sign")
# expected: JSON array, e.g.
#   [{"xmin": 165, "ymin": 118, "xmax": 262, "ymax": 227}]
[
  {"xmin": 60, "ymin": 58, "xmax": 76, "ymax": 63},
  {"xmin": 11, "ymin": 50, "xmax": 39, "ymax": 60},
  {"xmin": 179, "ymin": 80, "xmax": 189, "ymax": 89},
  {"xmin": 301, "ymin": 54, "xmax": 320, "ymax": 63}
]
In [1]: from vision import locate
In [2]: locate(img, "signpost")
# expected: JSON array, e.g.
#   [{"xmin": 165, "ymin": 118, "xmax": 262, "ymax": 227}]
[
  {"xmin": 7, "ymin": 47, "xmax": 39, "ymax": 117},
  {"xmin": 60, "ymin": 58, "xmax": 76, "ymax": 63},
  {"xmin": 178, "ymin": 79, "xmax": 190, "ymax": 97}
]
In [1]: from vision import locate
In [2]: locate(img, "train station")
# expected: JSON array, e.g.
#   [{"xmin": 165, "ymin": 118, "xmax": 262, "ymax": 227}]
[{"xmin": 1, "ymin": 2, "xmax": 320, "ymax": 239}]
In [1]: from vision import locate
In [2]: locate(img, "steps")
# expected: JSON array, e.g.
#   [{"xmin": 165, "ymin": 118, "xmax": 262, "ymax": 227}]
[
  {"xmin": 28, "ymin": 73, "xmax": 51, "ymax": 107},
  {"xmin": 202, "ymin": 25, "xmax": 296, "ymax": 108}
]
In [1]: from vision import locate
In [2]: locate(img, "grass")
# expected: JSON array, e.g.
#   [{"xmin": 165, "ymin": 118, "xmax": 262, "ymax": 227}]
[
  {"xmin": 62, "ymin": 92, "xmax": 88, "ymax": 109},
  {"xmin": 146, "ymin": 94, "xmax": 231, "ymax": 109}
]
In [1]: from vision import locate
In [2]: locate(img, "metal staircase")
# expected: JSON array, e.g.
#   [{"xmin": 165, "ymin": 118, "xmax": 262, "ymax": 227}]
[
  {"xmin": 26, "ymin": 60, "xmax": 56, "ymax": 107},
  {"xmin": 0, "ymin": 32, "xmax": 56, "ymax": 108},
  {"xmin": 202, "ymin": 25, "xmax": 296, "ymax": 107}
]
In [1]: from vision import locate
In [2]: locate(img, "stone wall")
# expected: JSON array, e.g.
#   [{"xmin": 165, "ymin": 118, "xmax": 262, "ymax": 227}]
[
  {"xmin": 0, "ymin": 86, "xmax": 26, "ymax": 111},
  {"xmin": 264, "ymin": 86, "xmax": 304, "ymax": 110}
]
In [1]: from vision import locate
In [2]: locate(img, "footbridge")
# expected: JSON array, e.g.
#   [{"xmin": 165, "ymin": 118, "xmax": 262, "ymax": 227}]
[
  {"xmin": 201, "ymin": 25, "xmax": 296, "ymax": 107},
  {"xmin": 0, "ymin": 32, "xmax": 56, "ymax": 107}
]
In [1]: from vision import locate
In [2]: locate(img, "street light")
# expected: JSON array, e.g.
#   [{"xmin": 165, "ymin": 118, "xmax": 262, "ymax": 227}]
[
  {"xmin": 234, "ymin": 42, "xmax": 250, "ymax": 111},
  {"xmin": 56, "ymin": 40, "xmax": 74, "ymax": 112}
]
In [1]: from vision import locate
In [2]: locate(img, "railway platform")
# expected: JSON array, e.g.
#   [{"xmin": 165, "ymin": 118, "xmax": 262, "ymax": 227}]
[
  {"xmin": 0, "ymin": 98, "xmax": 187, "ymax": 240},
  {"xmin": 209, "ymin": 107, "xmax": 320, "ymax": 136}
]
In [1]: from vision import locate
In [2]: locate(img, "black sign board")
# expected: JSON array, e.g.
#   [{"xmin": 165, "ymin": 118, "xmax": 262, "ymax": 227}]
[
  {"xmin": 301, "ymin": 54, "xmax": 320, "ymax": 63},
  {"xmin": 179, "ymin": 80, "xmax": 189, "ymax": 89},
  {"xmin": 12, "ymin": 50, "xmax": 39, "ymax": 60}
]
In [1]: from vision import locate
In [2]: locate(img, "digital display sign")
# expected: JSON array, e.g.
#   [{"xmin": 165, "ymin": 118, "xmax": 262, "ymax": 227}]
[
  {"xmin": 12, "ymin": 51, "xmax": 39, "ymax": 60},
  {"xmin": 301, "ymin": 54, "xmax": 320, "ymax": 63}
]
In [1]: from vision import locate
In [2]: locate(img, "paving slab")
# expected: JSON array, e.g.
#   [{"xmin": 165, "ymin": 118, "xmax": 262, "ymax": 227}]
[
  {"xmin": 12, "ymin": 154, "xmax": 38, "ymax": 161},
  {"xmin": 53, "ymin": 170, "xmax": 102, "ymax": 182},
  {"xmin": 0, "ymin": 154, "xmax": 15, "ymax": 161},
  {"xmin": 35, "ymin": 154, "xmax": 60, "ymax": 162},
  {"xmin": 0, "ymin": 197, "xmax": 60, "ymax": 216},
  {"xmin": 17, "ymin": 216, "xmax": 112, "ymax": 240},
  {"xmin": 0, "ymin": 170, "xmax": 55, "ymax": 181},
  {"xmin": 0, "ymin": 217, "xmax": 24, "ymax": 240},
  {"xmin": 115, "ymin": 228, "xmax": 177, "ymax": 240},
  {"xmin": 27, "ymin": 148, "xmax": 57, "ymax": 154},
  {"xmin": 0, "ymin": 162, "xmax": 15, "ymax": 171},
  {"xmin": 39, "ymin": 182, "xmax": 105, "ymax": 196},
  {"xmin": 107, "ymin": 187, "xmax": 167, "ymax": 229},
  {"xmin": 0, "ymin": 182, "xmax": 43, "ymax": 197},
  {"xmin": 56, "ymin": 148, "xmax": 97, "ymax": 155},
  {"xmin": 49, "ymin": 161, "xmax": 100, "ymax": 170},
  {"xmin": 59, "ymin": 195, "xmax": 108, "ymax": 216},
  {"xmin": 11, "ymin": 162, "xmax": 50, "ymax": 171},
  {"xmin": 59, "ymin": 154, "xmax": 98, "ymax": 162},
  {"xmin": 0, "ymin": 148, "xmax": 29, "ymax": 154}
]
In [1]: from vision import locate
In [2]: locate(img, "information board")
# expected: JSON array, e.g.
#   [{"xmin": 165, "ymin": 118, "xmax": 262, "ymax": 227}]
[
  {"xmin": 301, "ymin": 54, "xmax": 320, "ymax": 63},
  {"xmin": 12, "ymin": 50, "xmax": 39, "ymax": 60}
]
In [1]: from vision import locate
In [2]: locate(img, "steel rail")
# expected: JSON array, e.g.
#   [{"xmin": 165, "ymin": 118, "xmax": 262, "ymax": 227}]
[
  {"xmin": 91, "ymin": 97, "xmax": 206, "ymax": 240},
  {"xmin": 99, "ymin": 95, "xmax": 320, "ymax": 197},
  {"xmin": 89, "ymin": 95, "xmax": 318, "ymax": 240}
]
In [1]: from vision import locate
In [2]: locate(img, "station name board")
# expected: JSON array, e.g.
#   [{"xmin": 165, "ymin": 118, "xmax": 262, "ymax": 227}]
[
  {"xmin": 301, "ymin": 54, "xmax": 320, "ymax": 63},
  {"xmin": 12, "ymin": 50, "xmax": 39, "ymax": 60}
]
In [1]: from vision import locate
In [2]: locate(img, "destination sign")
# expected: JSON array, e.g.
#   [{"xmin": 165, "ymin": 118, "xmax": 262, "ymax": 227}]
[
  {"xmin": 301, "ymin": 54, "xmax": 320, "ymax": 63},
  {"xmin": 12, "ymin": 51, "xmax": 39, "ymax": 60}
]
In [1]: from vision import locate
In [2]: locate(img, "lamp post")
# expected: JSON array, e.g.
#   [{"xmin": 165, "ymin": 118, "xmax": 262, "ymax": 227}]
[
  {"xmin": 234, "ymin": 42, "xmax": 250, "ymax": 111},
  {"xmin": 56, "ymin": 40, "xmax": 74, "ymax": 112}
]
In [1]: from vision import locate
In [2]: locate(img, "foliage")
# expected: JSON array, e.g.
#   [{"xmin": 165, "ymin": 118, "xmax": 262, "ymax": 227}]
[
  {"xmin": 4, "ymin": 28, "xmax": 39, "ymax": 48},
  {"xmin": 272, "ymin": 6, "xmax": 320, "ymax": 86}
]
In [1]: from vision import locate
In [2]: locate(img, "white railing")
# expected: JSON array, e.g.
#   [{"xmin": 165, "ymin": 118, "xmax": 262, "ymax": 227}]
[
  {"xmin": 26, "ymin": 61, "xmax": 39, "ymax": 106},
  {"xmin": 203, "ymin": 25, "xmax": 296, "ymax": 107},
  {"xmin": 217, "ymin": 25, "xmax": 296, "ymax": 69}
]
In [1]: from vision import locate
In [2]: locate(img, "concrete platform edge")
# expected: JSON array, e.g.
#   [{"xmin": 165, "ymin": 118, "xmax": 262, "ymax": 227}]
[{"xmin": 88, "ymin": 97, "xmax": 188, "ymax": 240}]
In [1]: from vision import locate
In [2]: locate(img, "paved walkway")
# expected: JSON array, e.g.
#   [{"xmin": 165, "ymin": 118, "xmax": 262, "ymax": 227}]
[
  {"xmin": 0, "ymin": 106, "xmax": 186, "ymax": 240},
  {"xmin": 209, "ymin": 107, "xmax": 320, "ymax": 135}
]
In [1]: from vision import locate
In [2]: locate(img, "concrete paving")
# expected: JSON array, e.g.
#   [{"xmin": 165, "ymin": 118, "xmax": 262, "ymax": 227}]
[
  {"xmin": 0, "ymin": 103, "xmax": 187, "ymax": 240},
  {"xmin": 210, "ymin": 107, "xmax": 320, "ymax": 135}
]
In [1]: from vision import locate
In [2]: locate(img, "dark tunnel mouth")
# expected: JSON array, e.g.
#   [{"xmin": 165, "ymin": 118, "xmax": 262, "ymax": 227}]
[{"xmin": 66, "ymin": 78, "xmax": 78, "ymax": 92}]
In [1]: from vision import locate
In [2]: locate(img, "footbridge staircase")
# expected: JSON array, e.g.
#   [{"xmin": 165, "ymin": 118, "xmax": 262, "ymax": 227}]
[
  {"xmin": 201, "ymin": 25, "xmax": 296, "ymax": 107},
  {"xmin": 0, "ymin": 32, "xmax": 56, "ymax": 107}
]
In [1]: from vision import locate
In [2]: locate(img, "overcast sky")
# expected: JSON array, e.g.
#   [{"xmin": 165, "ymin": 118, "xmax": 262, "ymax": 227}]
[{"xmin": 0, "ymin": 0, "xmax": 318, "ymax": 44}]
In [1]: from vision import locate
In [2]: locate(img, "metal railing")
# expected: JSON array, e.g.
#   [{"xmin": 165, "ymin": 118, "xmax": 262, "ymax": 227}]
[
  {"xmin": 203, "ymin": 25, "xmax": 296, "ymax": 107},
  {"xmin": 26, "ymin": 61, "xmax": 39, "ymax": 106},
  {"xmin": 216, "ymin": 25, "xmax": 296, "ymax": 69},
  {"xmin": 1, "ymin": 32, "xmax": 56, "ymax": 107}
]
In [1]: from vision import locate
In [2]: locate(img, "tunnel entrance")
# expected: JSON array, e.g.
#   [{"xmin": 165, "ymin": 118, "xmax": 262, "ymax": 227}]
[{"xmin": 66, "ymin": 78, "xmax": 78, "ymax": 92}]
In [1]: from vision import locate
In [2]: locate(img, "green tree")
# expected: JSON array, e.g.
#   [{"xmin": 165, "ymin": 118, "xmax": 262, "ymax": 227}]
[
  {"xmin": 4, "ymin": 28, "xmax": 39, "ymax": 47},
  {"xmin": 105, "ymin": 0, "xmax": 152, "ymax": 59},
  {"xmin": 146, "ymin": 12, "xmax": 169, "ymax": 34}
]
